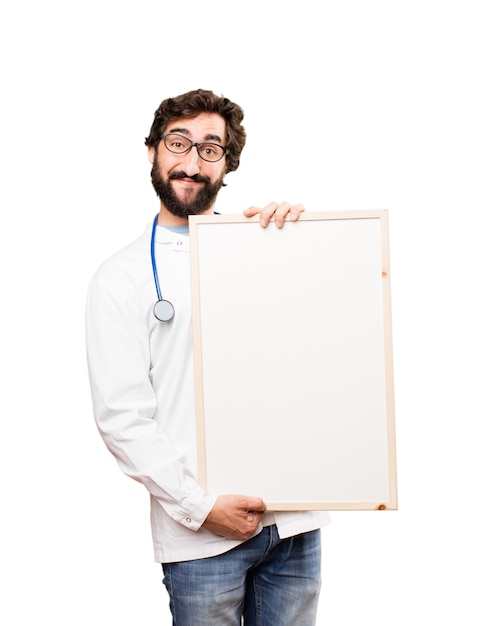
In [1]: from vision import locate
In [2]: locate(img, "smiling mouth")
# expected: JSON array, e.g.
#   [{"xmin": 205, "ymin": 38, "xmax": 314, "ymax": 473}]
[{"xmin": 170, "ymin": 172, "xmax": 210, "ymax": 184}]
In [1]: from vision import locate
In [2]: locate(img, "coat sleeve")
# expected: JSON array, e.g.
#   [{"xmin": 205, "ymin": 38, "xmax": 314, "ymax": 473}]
[{"xmin": 85, "ymin": 270, "xmax": 216, "ymax": 531}]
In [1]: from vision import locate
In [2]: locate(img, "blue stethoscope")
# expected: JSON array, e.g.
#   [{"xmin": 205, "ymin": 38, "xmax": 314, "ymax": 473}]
[
  {"xmin": 151, "ymin": 210, "xmax": 220, "ymax": 322},
  {"xmin": 151, "ymin": 214, "xmax": 175, "ymax": 322}
]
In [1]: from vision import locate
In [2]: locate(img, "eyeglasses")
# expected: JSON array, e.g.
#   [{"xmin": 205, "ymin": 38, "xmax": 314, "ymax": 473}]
[{"xmin": 162, "ymin": 133, "xmax": 227, "ymax": 163}]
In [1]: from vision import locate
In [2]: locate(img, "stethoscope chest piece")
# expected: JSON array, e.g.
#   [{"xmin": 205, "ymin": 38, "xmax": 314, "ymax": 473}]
[{"xmin": 153, "ymin": 299, "xmax": 175, "ymax": 322}]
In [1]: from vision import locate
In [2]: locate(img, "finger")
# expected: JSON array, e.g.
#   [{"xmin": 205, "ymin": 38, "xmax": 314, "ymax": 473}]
[
  {"xmin": 271, "ymin": 201, "xmax": 292, "ymax": 228},
  {"xmin": 242, "ymin": 496, "xmax": 266, "ymax": 513},
  {"xmin": 288, "ymin": 203, "xmax": 306, "ymax": 222},
  {"xmin": 273, "ymin": 201, "xmax": 306, "ymax": 228},
  {"xmin": 244, "ymin": 202, "xmax": 279, "ymax": 228}
]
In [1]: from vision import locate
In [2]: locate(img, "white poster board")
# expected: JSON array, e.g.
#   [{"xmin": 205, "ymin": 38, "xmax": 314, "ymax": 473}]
[{"xmin": 189, "ymin": 210, "xmax": 397, "ymax": 510}]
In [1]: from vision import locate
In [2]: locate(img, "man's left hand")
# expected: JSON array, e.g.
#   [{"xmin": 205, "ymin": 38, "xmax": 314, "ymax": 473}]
[{"xmin": 244, "ymin": 201, "xmax": 305, "ymax": 229}]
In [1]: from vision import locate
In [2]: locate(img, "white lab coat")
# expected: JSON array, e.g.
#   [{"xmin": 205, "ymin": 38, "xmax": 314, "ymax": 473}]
[{"xmin": 86, "ymin": 222, "xmax": 330, "ymax": 563}]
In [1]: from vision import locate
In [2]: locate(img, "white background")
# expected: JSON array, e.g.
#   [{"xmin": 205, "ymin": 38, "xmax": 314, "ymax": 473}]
[{"xmin": 1, "ymin": 1, "xmax": 479, "ymax": 624}]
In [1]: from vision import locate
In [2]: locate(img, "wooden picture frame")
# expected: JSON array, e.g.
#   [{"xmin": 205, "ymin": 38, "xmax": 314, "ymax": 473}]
[{"xmin": 189, "ymin": 210, "xmax": 397, "ymax": 510}]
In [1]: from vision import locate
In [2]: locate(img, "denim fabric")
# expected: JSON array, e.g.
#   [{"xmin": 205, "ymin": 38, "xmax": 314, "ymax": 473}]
[{"xmin": 162, "ymin": 525, "xmax": 321, "ymax": 625}]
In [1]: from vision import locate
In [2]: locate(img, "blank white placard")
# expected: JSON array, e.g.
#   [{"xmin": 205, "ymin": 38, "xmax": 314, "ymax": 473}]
[{"xmin": 189, "ymin": 210, "xmax": 397, "ymax": 510}]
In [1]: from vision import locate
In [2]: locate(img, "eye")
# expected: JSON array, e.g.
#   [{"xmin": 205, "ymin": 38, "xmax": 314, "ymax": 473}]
[
  {"xmin": 200, "ymin": 143, "xmax": 220, "ymax": 156},
  {"xmin": 166, "ymin": 134, "xmax": 190, "ymax": 152}
]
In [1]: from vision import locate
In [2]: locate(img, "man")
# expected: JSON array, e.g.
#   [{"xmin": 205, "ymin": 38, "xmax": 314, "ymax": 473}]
[{"xmin": 86, "ymin": 89, "xmax": 330, "ymax": 625}]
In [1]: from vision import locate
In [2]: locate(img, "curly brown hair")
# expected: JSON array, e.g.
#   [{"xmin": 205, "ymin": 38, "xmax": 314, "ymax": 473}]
[{"xmin": 145, "ymin": 89, "xmax": 247, "ymax": 174}]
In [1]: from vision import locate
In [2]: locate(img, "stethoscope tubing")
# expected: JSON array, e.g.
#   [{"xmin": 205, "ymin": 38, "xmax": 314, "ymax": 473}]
[{"xmin": 151, "ymin": 214, "xmax": 175, "ymax": 322}]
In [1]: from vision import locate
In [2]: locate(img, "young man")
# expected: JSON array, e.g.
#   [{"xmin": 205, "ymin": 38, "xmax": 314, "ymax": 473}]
[{"xmin": 86, "ymin": 89, "xmax": 330, "ymax": 625}]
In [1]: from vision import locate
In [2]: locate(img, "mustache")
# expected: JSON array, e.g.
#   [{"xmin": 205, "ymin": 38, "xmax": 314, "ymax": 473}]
[{"xmin": 169, "ymin": 171, "xmax": 210, "ymax": 184}]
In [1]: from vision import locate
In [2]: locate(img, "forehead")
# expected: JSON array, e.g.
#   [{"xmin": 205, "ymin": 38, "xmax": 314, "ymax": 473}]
[{"xmin": 165, "ymin": 112, "xmax": 226, "ymax": 143}]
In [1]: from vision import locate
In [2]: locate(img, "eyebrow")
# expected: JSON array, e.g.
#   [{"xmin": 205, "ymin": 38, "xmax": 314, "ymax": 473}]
[{"xmin": 168, "ymin": 126, "xmax": 224, "ymax": 144}]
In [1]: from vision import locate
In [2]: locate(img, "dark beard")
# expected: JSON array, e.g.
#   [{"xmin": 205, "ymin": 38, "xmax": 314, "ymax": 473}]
[{"xmin": 150, "ymin": 154, "xmax": 224, "ymax": 219}]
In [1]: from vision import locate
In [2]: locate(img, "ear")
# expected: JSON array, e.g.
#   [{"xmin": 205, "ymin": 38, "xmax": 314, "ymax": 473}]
[{"xmin": 147, "ymin": 145, "xmax": 156, "ymax": 165}]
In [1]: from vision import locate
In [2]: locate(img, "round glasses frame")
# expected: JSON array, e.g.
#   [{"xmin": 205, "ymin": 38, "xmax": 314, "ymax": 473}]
[{"xmin": 162, "ymin": 133, "xmax": 227, "ymax": 163}]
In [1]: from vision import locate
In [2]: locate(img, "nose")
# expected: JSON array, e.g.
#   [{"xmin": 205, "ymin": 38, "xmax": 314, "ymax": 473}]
[{"xmin": 181, "ymin": 146, "xmax": 201, "ymax": 177}]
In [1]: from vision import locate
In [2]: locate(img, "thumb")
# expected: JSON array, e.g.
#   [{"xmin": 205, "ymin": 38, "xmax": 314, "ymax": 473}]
[{"xmin": 243, "ymin": 496, "xmax": 266, "ymax": 512}]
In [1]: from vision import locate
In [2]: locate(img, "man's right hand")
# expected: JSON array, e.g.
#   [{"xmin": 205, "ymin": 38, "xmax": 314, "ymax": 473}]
[{"xmin": 201, "ymin": 494, "xmax": 266, "ymax": 540}]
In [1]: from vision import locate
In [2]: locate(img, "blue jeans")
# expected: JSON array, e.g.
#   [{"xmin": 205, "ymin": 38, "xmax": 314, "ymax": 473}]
[{"xmin": 162, "ymin": 526, "xmax": 321, "ymax": 625}]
